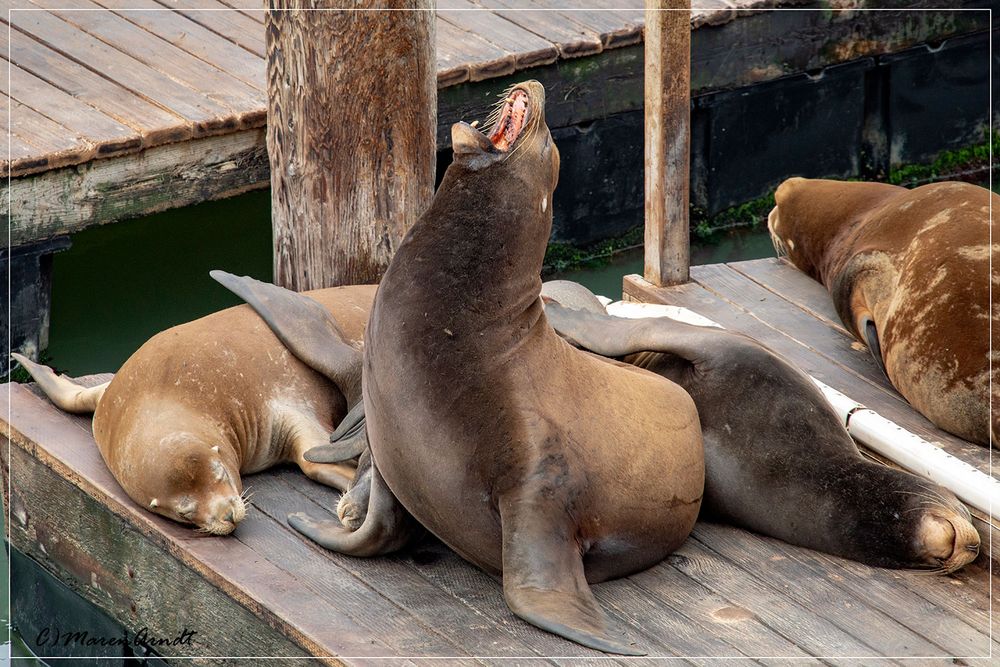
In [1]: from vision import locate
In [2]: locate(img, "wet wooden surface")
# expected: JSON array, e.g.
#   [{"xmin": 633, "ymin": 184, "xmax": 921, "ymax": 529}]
[{"xmin": 2, "ymin": 259, "xmax": 998, "ymax": 663}]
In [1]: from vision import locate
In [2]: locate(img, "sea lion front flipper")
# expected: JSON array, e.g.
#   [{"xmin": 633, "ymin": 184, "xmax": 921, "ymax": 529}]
[
  {"xmin": 288, "ymin": 458, "xmax": 419, "ymax": 557},
  {"xmin": 209, "ymin": 270, "xmax": 363, "ymax": 404},
  {"xmin": 498, "ymin": 494, "xmax": 645, "ymax": 656},
  {"xmin": 862, "ymin": 318, "xmax": 889, "ymax": 378}
]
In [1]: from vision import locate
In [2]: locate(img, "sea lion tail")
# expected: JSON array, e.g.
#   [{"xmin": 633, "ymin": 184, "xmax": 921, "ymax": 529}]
[{"xmin": 10, "ymin": 353, "xmax": 107, "ymax": 414}]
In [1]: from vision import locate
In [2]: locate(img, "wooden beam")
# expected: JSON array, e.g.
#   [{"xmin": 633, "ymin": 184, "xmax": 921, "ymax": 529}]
[
  {"xmin": 266, "ymin": 1, "xmax": 436, "ymax": 290},
  {"xmin": 643, "ymin": 0, "xmax": 691, "ymax": 287}
]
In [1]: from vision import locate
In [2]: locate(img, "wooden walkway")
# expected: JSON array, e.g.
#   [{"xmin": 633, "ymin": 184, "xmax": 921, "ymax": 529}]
[
  {"xmin": 6, "ymin": 1, "xmax": 991, "ymax": 246},
  {"xmin": 3, "ymin": 258, "xmax": 997, "ymax": 664},
  {"xmin": 2, "ymin": 0, "xmax": 660, "ymax": 179}
]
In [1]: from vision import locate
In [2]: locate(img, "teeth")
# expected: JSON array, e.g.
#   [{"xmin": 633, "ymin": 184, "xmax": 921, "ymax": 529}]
[{"xmin": 470, "ymin": 120, "xmax": 479, "ymax": 128}]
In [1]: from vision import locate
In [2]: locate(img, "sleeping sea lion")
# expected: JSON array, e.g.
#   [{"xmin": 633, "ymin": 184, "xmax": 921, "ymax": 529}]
[
  {"xmin": 285, "ymin": 81, "xmax": 705, "ymax": 655},
  {"xmin": 11, "ymin": 278, "xmax": 376, "ymax": 534},
  {"xmin": 768, "ymin": 178, "xmax": 997, "ymax": 446},
  {"xmin": 540, "ymin": 293, "xmax": 980, "ymax": 574}
]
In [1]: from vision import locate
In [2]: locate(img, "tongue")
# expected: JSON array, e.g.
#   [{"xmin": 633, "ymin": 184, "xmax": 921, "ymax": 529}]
[{"xmin": 489, "ymin": 91, "xmax": 528, "ymax": 151}]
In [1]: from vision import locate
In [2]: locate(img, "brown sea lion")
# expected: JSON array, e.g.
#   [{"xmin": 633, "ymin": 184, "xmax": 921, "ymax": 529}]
[
  {"xmin": 539, "ymin": 291, "xmax": 980, "ymax": 574},
  {"xmin": 767, "ymin": 178, "xmax": 997, "ymax": 446},
  {"xmin": 286, "ymin": 81, "xmax": 705, "ymax": 655},
  {"xmin": 12, "ymin": 278, "xmax": 376, "ymax": 534}
]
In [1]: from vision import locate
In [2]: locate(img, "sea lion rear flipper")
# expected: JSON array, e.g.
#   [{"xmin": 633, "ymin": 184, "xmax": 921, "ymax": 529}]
[
  {"xmin": 499, "ymin": 494, "xmax": 645, "ymax": 656},
  {"xmin": 10, "ymin": 353, "xmax": 109, "ymax": 414},
  {"xmin": 288, "ymin": 458, "xmax": 419, "ymax": 557},
  {"xmin": 209, "ymin": 270, "xmax": 362, "ymax": 404}
]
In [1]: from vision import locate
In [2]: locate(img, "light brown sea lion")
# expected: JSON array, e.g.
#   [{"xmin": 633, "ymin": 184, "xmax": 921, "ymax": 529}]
[
  {"xmin": 286, "ymin": 81, "xmax": 705, "ymax": 655},
  {"xmin": 12, "ymin": 279, "xmax": 376, "ymax": 534},
  {"xmin": 539, "ymin": 290, "xmax": 980, "ymax": 574},
  {"xmin": 768, "ymin": 178, "xmax": 997, "ymax": 447}
]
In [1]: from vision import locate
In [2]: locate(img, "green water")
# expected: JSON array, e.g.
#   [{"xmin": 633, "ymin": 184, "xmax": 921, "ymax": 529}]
[
  {"xmin": 551, "ymin": 227, "xmax": 777, "ymax": 298},
  {"xmin": 43, "ymin": 191, "xmax": 776, "ymax": 376},
  {"xmin": 45, "ymin": 190, "xmax": 274, "ymax": 376}
]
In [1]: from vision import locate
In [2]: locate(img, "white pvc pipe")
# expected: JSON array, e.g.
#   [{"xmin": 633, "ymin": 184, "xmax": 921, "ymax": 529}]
[{"xmin": 599, "ymin": 297, "xmax": 998, "ymax": 517}]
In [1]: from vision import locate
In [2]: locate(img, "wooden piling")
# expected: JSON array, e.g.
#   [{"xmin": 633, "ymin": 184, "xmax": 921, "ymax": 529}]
[
  {"xmin": 644, "ymin": 0, "xmax": 692, "ymax": 286},
  {"xmin": 266, "ymin": 2, "xmax": 436, "ymax": 290}
]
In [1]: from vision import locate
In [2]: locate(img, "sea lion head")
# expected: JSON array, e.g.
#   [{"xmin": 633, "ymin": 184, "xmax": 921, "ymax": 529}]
[
  {"xmin": 861, "ymin": 472, "xmax": 980, "ymax": 574},
  {"xmin": 767, "ymin": 177, "xmax": 903, "ymax": 284},
  {"xmin": 137, "ymin": 438, "xmax": 247, "ymax": 535},
  {"xmin": 905, "ymin": 484, "xmax": 980, "ymax": 574},
  {"xmin": 450, "ymin": 80, "xmax": 559, "ymax": 190}
]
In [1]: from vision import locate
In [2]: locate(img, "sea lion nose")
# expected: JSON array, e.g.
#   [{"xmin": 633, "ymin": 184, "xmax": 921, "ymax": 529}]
[{"xmin": 224, "ymin": 508, "xmax": 235, "ymax": 523}]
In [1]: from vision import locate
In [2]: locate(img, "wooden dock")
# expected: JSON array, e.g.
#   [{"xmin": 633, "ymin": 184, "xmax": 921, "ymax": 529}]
[
  {"xmin": 3, "ymin": 257, "xmax": 997, "ymax": 664},
  {"xmin": 4, "ymin": 1, "xmax": 992, "ymax": 245}
]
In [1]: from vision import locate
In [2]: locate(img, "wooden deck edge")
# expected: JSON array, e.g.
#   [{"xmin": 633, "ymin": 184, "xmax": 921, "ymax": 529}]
[
  {"xmin": 5, "ymin": 128, "xmax": 270, "ymax": 247},
  {"xmin": 0, "ymin": 415, "xmax": 338, "ymax": 665},
  {"xmin": 622, "ymin": 272, "xmax": 1000, "ymax": 569}
]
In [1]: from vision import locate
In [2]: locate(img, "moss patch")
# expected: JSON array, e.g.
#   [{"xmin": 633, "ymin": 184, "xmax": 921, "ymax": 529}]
[
  {"xmin": 888, "ymin": 131, "xmax": 999, "ymax": 187},
  {"xmin": 544, "ymin": 226, "xmax": 644, "ymax": 274}
]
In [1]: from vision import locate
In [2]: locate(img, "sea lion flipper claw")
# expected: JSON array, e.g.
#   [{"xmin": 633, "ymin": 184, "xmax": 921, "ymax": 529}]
[
  {"xmin": 499, "ymin": 495, "xmax": 646, "ymax": 656},
  {"xmin": 288, "ymin": 460, "xmax": 418, "ymax": 557},
  {"xmin": 209, "ymin": 270, "xmax": 363, "ymax": 404}
]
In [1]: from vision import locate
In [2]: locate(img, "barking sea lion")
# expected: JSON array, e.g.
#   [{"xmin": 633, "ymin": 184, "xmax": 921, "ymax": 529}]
[
  {"xmin": 768, "ymin": 178, "xmax": 997, "ymax": 446},
  {"xmin": 12, "ymin": 278, "xmax": 376, "ymax": 534},
  {"xmin": 285, "ymin": 81, "xmax": 705, "ymax": 655}
]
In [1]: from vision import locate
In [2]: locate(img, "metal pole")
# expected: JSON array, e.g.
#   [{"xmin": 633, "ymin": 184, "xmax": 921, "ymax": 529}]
[{"xmin": 644, "ymin": 0, "xmax": 691, "ymax": 286}]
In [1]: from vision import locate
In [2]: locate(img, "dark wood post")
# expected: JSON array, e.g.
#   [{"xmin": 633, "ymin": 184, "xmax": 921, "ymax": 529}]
[
  {"xmin": 643, "ymin": 0, "xmax": 691, "ymax": 286},
  {"xmin": 266, "ymin": 2, "xmax": 436, "ymax": 290}
]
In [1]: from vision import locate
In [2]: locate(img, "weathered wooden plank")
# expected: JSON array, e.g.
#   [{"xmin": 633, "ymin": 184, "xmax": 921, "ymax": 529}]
[
  {"xmin": 728, "ymin": 257, "xmax": 848, "ymax": 333},
  {"xmin": 475, "ymin": 0, "xmax": 604, "ymax": 58},
  {"xmin": 622, "ymin": 557, "xmax": 816, "ymax": 664},
  {"xmin": 233, "ymin": 477, "xmax": 473, "ymax": 660},
  {"xmin": 435, "ymin": 17, "xmax": 516, "ymax": 87},
  {"xmin": 151, "ymin": 0, "xmax": 267, "ymax": 58},
  {"xmin": 0, "ymin": 26, "xmax": 189, "ymax": 149},
  {"xmin": 5, "ymin": 128, "xmax": 268, "ymax": 245},
  {"xmin": 5, "ymin": 11, "xmax": 235, "ymax": 134},
  {"xmin": 89, "ymin": 0, "xmax": 266, "ymax": 89},
  {"xmin": 7, "ymin": 99, "xmax": 96, "ymax": 169},
  {"xmin": 691, "ymin": 524, "xmax": 970, "ymax": 657},
  {"xmin": 3, "ymin": 59, "xmax": 142, "ymax": 158},
  {"xmin": 693, "ymin": 262, "xmax": 894, "ymax": 392},
  {"xmin": 216, "ymin": 0, "xmax": 264, "ymax": 23},
  {"xmin": 31, "ymin": 0, "xmax": 266, "ymax": 121},
  {"xmin": 438, "ymin": 1, "xmax": 559, "ymax": 71},
  {"xmin": 694, "ymin": 523, "xmax": 993, "ymax": 657},
  {"xmin": 253, "ymin": 470, "xmax": 582, "ymax": 661},
  {"xmin": 660, "ymin": 539, "xmax": 888, "ymax": 658},
  {"xmin": 5, "ymin": 445, "xmax": 318, "ymax": 665},
  {"xmin": 528, "ymin": 0, "xmax": 643, "ymax": 49}
]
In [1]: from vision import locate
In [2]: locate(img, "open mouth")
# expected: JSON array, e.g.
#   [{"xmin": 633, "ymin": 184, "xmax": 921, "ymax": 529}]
[{"xmin": 489, "ymin": 88, "xmax": 530, "ymax": 152}]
